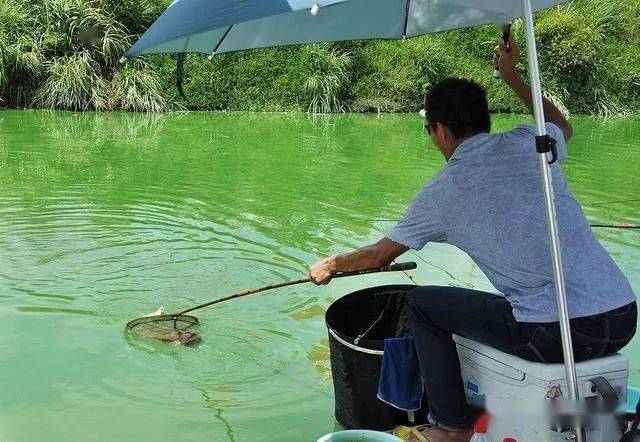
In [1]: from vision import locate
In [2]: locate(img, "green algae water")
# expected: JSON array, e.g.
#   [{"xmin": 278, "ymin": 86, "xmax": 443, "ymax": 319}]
[{"xmin": 0, "ymin": 110, "xmax": 638, "ymax": 441}]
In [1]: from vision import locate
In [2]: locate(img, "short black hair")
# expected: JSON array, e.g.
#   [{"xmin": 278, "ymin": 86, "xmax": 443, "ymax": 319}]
[{"xmin": 424, "ymin": 78, "xmax": 491, "ymax": 139}]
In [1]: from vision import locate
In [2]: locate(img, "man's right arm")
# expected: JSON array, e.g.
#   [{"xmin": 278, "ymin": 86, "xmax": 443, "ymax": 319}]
[
  {"xmin": 308, "ymin": 238, "xmax": 408, "ymax": 285},
  {"xmin": 495, "ymin": 34, "xmax": 573, "ymax": 142},
  {"xmin": 309, "ymin": 185, "xmax": 443, "ymax": 285}
]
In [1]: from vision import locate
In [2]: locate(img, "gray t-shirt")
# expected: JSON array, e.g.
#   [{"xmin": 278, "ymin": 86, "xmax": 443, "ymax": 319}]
[{"xmin": 387, "ymin": 123, "xmax": 636, "ymax": 322}]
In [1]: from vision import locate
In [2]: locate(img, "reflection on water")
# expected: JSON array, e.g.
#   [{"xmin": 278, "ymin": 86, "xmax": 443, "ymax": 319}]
[
  {"xmin": 0, "ymin": 110, "xmax": 637, "ymax": 441},
  {"xmin": 308, "ymin": 338, "xmax": 332, "ymax": 381},
  {"xmin": 15, "ymin": 306, "xmax": 97, "ymax": 315},
  {"xmin": 290, "ymin": 304, "xmax": 325, "ymax": 320}
]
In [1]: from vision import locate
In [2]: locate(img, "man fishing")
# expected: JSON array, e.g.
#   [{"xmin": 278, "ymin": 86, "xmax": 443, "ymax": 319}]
[{"xmin": 309, "ymin": 34, "xmax": 637, "ymax": 442}]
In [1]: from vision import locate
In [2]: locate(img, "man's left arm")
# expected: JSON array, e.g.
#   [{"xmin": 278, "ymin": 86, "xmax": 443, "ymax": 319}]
[
  {"xmin": 308, "ymin": 238, "xmax": 408, "ymax": 285},
  {"xmin": 495, "ymin": 33, "xmax": 573, "ymax": 142}
]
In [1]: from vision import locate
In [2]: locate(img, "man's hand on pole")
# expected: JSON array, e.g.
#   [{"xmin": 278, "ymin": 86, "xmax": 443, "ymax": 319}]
[
  {"xmin": 309, "ymin": 256, "xmax": 337, "ymax": 285},
  {"xmin": 493, "ymin": 32, "xmax": 519, "ymax": 82},
  {"xmin": 494, "ymin": 32, "xmax": 573, "ymax": 142},
  {"xmin": 308, "ymin": 238, "xmax": 408, "ymax": 286}
]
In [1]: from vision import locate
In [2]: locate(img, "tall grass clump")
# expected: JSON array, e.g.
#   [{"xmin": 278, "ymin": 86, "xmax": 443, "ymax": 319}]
[
  {"xmin": 111, "ymin": 59, "xmax": 166, "ymax": 112},
  {"xmin": 35, "ymin": 51, "xmax": 109, "ymax": 110},
  {"xmin": 303, "ymin": 45, "xmax": 351, "ymax": 113},
  {"xmin": 0, "ymin": 0, "xmax": 167, "ymax": 111}
]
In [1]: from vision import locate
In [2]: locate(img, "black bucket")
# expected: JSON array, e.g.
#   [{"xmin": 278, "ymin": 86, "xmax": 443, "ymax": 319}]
[{"xmin": 325, "ymin": 284, "xmax": 428, "ymax": 431}]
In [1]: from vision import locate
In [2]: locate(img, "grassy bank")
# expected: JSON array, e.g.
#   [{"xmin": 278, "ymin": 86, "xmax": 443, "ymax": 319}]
[{"xmin": 1, "ymin": 0, "xmax": 638, "ymax": 115}]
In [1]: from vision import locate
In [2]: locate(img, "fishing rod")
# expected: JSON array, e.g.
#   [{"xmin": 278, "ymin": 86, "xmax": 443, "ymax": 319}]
[
  {"xmin": 588, "ymin": 224, "xmax": 639, "ymax": 229},
  {"xmin": 590, "ymin": 198, "xmax": 640, "ymax": 206},
  {"xmin": 364, "ymin": 219, "xmax": 639, "ymax": 229},
  {"xmin": 125, "ymin": 262, "xmax": 418, "ymax": 345}
]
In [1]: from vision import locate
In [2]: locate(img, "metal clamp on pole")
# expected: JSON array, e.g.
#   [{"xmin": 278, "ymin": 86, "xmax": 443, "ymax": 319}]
[{"xmin": 536, "ymin": 135, "xmax": 558, "ymax": 164}]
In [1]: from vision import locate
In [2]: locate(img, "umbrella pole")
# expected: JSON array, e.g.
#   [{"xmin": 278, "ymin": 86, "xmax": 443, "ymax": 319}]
[{"xmin": 520, "ymin": 0, "xmax": 583, "ymax": 440}]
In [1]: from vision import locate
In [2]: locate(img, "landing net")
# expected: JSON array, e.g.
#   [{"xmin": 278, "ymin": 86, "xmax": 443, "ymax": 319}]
[{"xmin": 125, "ymin": 314, "xmax": 201, "ymax": 345}]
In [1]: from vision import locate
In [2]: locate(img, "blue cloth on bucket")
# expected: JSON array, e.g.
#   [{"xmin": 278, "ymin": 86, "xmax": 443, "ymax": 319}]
[{"xmin": 377, "ymin": 336, "xmax": 423, "ymax": 411}]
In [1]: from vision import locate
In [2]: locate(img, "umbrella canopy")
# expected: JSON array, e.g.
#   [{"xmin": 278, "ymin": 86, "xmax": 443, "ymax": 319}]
[{"xmin": 124, "ymin": 0, "xmax": 568, "ymax": 58}]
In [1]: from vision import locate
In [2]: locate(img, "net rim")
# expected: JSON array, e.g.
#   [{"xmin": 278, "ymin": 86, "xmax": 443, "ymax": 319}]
[{"xmin": 125, "ymin": 314, "xmax": 199, "ymax": 330}]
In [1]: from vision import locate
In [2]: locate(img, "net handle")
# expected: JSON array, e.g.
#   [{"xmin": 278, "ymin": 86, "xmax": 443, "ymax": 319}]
[{"xmin": 172, "ymin": 262, "xmax": 417, "ymax": 317}]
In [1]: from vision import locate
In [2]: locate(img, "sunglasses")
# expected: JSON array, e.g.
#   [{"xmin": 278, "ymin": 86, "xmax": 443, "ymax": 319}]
[{"xmin": 424, "ymin": 121, "xmax": 436, "ymax": 135}]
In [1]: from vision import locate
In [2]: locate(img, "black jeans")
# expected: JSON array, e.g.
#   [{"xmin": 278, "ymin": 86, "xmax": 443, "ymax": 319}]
[{"xmin": 406, "ymin": 286, "xmax": 637, "ymax": 431}]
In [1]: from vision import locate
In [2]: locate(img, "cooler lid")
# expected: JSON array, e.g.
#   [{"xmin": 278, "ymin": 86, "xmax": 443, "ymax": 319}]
[{"xmin": 454, "ymin": 335, "xmax": 629, "ymax": 382}]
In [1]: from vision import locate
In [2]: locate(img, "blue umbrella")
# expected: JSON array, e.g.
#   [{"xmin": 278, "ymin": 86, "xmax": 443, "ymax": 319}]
[
  {"xmin": 123, "ymin": 1, "xmax": 585, "ymax": 440},
  {"xmin": 123, "ymin": 0, "xmax": 566, "ymax": 58}
]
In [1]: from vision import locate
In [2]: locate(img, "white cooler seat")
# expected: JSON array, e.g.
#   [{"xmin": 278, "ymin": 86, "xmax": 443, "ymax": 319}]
[
  {"xmin": 453, "ymin": 335, "xmax": 629, "ymax": 441},
  {"xmin": 453, "ymin": 335, "xmax": 629, "ymax": 403}
]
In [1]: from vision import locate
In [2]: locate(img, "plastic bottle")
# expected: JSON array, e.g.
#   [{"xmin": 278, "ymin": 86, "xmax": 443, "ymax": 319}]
[{"xmin": 470, "ymin": 413, "xmax": 491, "ymax": 442}]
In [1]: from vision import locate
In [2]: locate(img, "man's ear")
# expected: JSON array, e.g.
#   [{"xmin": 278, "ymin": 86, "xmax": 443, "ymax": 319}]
[{"xmin": 438, "ymin": 122, "xmax": 454, "ymax": 145}]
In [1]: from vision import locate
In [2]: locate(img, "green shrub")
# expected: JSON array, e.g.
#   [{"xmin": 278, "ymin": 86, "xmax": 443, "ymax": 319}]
[
  {"xmin": 629, "ymin": 0, "xmax": 640, "ymax": 43},
  {"xmin": 350, "ymin": 37, "xmax": 454, "ymax": 112},
  {"xmin": 0, "ymin": 32, "xmax": 6, "ymax": 94},
  {"xmin": 102, "ymin": 0, "xmax": 168, "ymax": 34},
  {"xmin": 155, "ymin": 46, "xmax": 312, "ymax": 112},
  {"xmin": 536, "ymin": 11, "xmax": 598, "ymax": 78},
  {"xmin": 0, "ymin": 0, "xmax": 28, "ymax": 35},
  {"xmin": 533, "ymin": 0, "xmax": 640, "ymax": 115}
]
